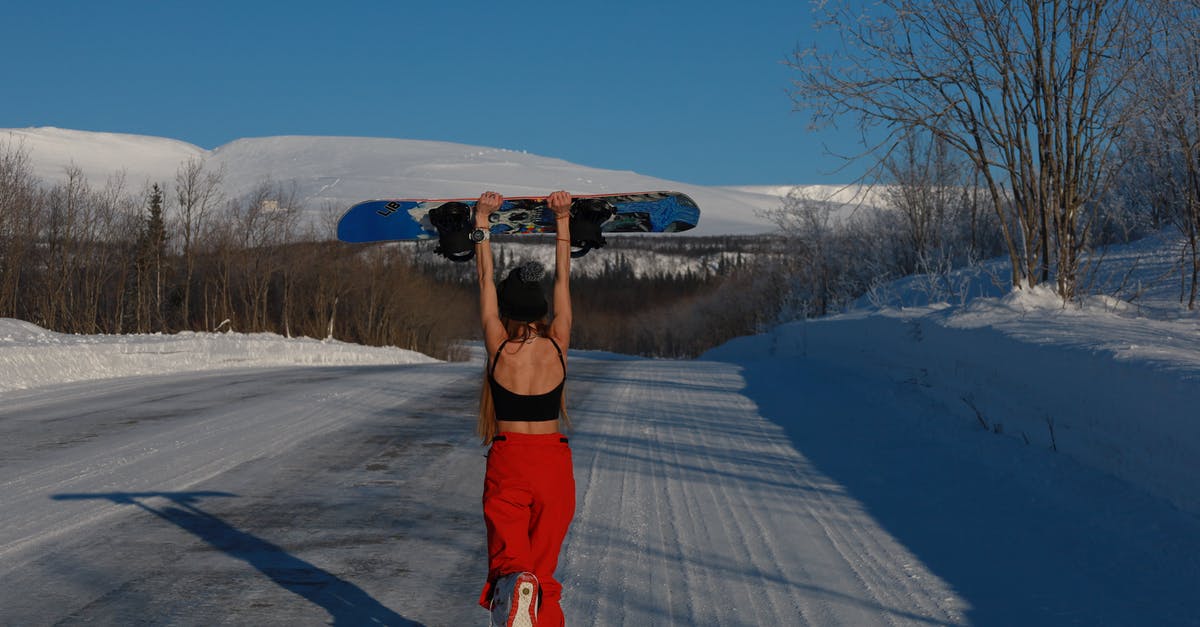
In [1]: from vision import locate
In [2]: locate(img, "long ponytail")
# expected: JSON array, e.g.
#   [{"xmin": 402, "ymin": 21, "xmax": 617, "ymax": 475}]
[{"xmin": 477, "ymin": 365, "xmax": 497, "ymax": 445}]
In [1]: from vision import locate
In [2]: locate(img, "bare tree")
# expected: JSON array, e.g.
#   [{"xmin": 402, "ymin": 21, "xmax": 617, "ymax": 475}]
[
  {"xmin": 216, "ymin": 181, "xmax": 301, "ymax": 331},
  {"xmin": 174, "ymin": 158, "xmax": 223, "ymax": 329},
  {"xmin": 77, "ymin": 172, "xmax": 136, "ymax": 333},
  {"xmin": 0, "ymin": 142, "xmax": 41, "ymax": 320},
  {"xmin": 40, "ymin": 166, "xmax": 95, "ymax": 330},
  {"xmin": 789, "ymin": 0, "xmax": 1152, "ymax": 299},
  {"xmin": 1137, "ymin": 1, "xmax": 1200, "ymax": 309}
]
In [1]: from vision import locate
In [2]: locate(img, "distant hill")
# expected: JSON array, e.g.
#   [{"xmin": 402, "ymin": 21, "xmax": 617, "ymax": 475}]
[{"xmin": 0, "ymin": 127, "xmax": 879, "ymax": 236}]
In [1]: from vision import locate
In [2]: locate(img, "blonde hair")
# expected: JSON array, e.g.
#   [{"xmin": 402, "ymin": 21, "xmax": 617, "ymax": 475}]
[{"xmin": 476, "ymin": 319, "xmax": 571, "ymax": 445}]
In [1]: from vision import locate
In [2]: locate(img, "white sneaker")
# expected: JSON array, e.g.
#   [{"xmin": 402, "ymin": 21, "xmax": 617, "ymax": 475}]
[{"xmin": 490, "ymin": 571, "xmax": 539, "ymax": 627}]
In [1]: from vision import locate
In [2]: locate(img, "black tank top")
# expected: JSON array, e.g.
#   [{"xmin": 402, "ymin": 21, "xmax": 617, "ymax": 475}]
[{"xmin": 488, "ymin": 337, "xmax": 566, "ymax": 422}]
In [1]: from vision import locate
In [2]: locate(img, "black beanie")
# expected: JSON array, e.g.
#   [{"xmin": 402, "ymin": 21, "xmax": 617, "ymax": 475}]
[{"xmin": 498, "ymin": 261, "xmax": 548, "ymax": 322}]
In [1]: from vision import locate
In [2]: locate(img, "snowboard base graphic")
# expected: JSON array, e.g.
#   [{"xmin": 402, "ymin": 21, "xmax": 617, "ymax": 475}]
[{"xmin": 336, "ymin": 191, "xmax": 700, "ymax": 245}]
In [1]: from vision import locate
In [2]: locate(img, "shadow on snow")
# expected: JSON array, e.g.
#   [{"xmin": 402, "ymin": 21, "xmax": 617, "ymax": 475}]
[
  {"xmin": 51, "ymin": 491, "xmax": 423, "ymax": 627},
  {"xmin": 729, "ymin": 356, "xmax": 1200, "ymax": 627}
]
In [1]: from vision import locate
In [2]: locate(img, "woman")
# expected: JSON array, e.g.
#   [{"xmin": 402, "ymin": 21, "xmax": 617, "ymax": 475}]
[{"xmin": 473, "ymin": 190, "xmax": 575, "ymax": 627}]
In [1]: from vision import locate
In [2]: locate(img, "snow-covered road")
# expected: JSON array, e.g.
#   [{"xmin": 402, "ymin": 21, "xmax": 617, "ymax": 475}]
[
  {"xmin": 0, "ymin": 362, "xmax": 483, "ymax": 626},
  {"xmin": 2, "ymin": 352, "xmax": 1198, "ymax": 625},
  {"xmin": 562, "ymin": 358, "xmax": 965, "ymax": 626}
]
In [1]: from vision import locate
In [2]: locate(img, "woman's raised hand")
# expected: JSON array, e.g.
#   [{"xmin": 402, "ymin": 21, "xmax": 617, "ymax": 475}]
[
  {"xmin": 476, "ymin": 191, "xmax": 503, "ymax": 226},
  {"xmin": 547, "ymin": 190, "xmax": 572, "ymax": 220}
]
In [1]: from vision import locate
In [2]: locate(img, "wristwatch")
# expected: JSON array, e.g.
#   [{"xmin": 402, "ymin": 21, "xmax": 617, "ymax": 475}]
[{"xmin": 469, "ymin": 228, "xmax": 490, "ymax": 243}]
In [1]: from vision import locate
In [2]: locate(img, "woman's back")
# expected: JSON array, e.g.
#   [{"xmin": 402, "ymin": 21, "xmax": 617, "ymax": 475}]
[{"xmin": 489, "ymin": 336, "xmax": 566, "ymax": 396}]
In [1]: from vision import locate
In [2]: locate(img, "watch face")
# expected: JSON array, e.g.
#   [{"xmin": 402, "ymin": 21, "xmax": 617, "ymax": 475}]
[{"xmin": 470, "ymin": 228, "xmax": 488, "ymax": 243}]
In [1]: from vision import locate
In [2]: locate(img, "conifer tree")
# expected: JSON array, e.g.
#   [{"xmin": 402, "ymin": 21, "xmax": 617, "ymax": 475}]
[{"xmin": 136, "ymin": 184, "xmax": 168, "ymax": 332}]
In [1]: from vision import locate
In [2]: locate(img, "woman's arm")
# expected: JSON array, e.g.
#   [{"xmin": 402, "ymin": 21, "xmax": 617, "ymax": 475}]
[
  {"xmin": 547, "ymin": 190, "xmax": 572, "ymax": 348},
  {"xmin": 475, "ymin": 191, "xmax": 506, "ymax": 353}
]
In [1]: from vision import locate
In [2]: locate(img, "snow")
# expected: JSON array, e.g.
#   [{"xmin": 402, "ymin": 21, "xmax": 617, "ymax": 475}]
[
  {"xmin": 0, "ymin": 131, "xmax": 1198, "ymax": 622},
  {"xmin": 708, "ymin": 289, "xmax": 1200, "ymax": 517},
  {"xmin": 0, "ymin": 127, "xmax": 205, "ymax": 190},
  {"xmin": 0, "ymin": 320, "xmax": 436, "ymax": 394},
  {"xmin": 2, "ymin": 127, "xmax": 789, "ymax": 236},
  {"xmin": 721, "ymin": 182, "xmax": 891, "ymax": 208},
  {"xmin": 1, "ymin": 240, "xmax": 1197, "ymax": 625}
]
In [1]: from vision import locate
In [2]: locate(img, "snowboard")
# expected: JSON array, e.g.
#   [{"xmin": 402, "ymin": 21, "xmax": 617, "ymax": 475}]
[{"xmin": 336, "ymin": 191, "xmax": 700, "ymax": 244}]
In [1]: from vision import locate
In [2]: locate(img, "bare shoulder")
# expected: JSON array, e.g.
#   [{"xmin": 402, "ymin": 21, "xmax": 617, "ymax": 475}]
[
  {"xmin": 482, "ymin": 318, "xmax": 507, "ymax": 358},
  {"xmin": 547, "ymin": 330, "xmax": 569, "ymax": 359}
]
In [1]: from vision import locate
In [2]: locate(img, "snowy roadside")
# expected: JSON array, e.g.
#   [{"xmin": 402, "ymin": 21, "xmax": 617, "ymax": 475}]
[
  {"xmin": 0, "ymin": 318, "xmax": 437, "ymax": 394},
  {"xmin": 707, "ymin": 284, "xmax": 1200, "ymax": 518}
]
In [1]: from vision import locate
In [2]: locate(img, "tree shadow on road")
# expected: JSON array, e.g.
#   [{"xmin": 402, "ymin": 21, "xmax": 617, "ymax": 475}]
[{"xmin": 51, "ymin": 491, "xmax": 423, "ymax": 626}]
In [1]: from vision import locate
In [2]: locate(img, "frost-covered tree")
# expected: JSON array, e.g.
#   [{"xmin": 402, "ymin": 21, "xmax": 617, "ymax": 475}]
[
  {"xmin": 789, "ymin": 0, "xmax": 1153, "ymax": 300},
  {"xmin": 1136, "ymin": 1, "xmax": 1200, "ymax": 309}
]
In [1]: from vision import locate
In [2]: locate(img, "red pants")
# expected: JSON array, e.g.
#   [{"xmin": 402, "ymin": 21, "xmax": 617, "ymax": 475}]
[{"xmin": 479, "ymin": 432, "xmax": 576, "ymax": 627}]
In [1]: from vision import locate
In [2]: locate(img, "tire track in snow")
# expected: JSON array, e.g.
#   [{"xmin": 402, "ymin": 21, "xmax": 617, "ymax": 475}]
[
  {"xmin": 700, "ymin": 402, "xmax": 818, "ymax": 625},
  {"xmin": 560, "ymin": 356, "xmax": 966, "ymax": 626},
  {"xmin": 0, "ymin": 351, "xmax": 970, "ymax": 625},
  {"xmin": 0, "ymin": 365, "xmax": 455, "ymax": 574},
  {"xmin": 0, "ymin": 361, "xmax": 488, "ymax": 626}
]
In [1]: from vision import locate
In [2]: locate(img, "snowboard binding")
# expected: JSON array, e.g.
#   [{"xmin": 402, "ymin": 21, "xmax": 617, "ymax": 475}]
[
  {"xmin": 568, "ymin": 198, "xmax": 614, "ymax": 258},
  {"xmin": 428, "ymin": 201, "xmax": 475, "ymax": 262}
]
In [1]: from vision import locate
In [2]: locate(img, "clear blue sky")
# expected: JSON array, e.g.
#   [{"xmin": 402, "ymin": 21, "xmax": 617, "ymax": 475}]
[{"xmin": 2, "ymin": 1, "xmax": 863, "ymax": 186}]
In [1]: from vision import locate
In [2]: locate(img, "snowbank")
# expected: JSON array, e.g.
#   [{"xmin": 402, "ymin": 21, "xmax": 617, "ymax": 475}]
[
  {"xmin": 707, "ymin": 286, "xmax": 1200, "ymax": 517},
  {"xmin": 0, "ymin": 319, "xmax": 437, "ymax": 394}
]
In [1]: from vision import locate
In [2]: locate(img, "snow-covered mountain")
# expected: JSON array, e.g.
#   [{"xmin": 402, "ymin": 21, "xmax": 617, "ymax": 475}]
[{"xmin": 0, "ymin": 127, "xmax": 856, "ymax": 237}]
